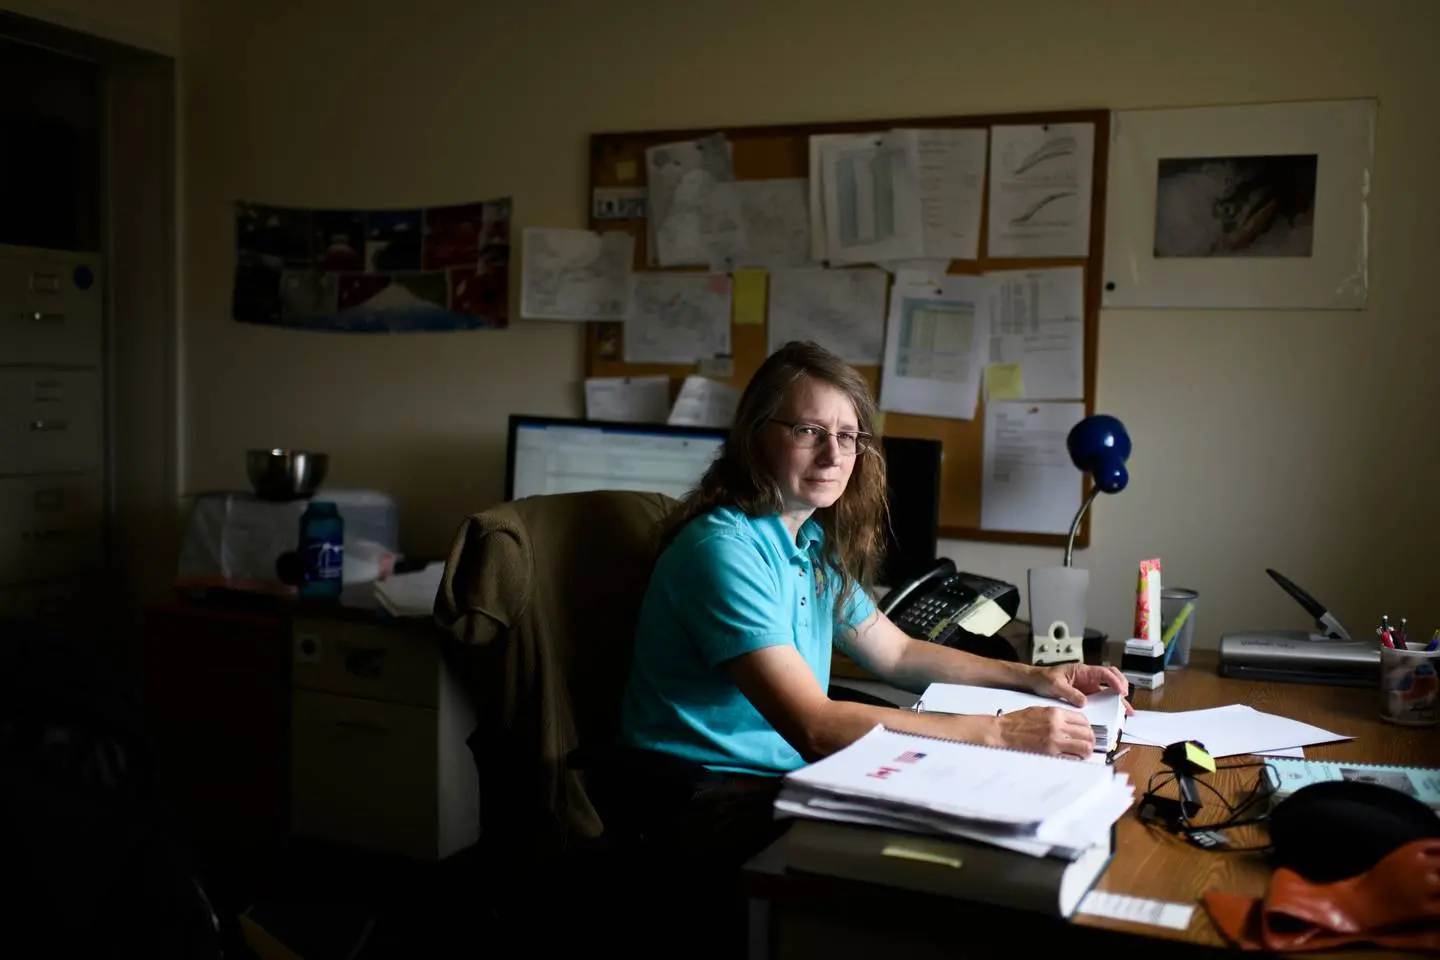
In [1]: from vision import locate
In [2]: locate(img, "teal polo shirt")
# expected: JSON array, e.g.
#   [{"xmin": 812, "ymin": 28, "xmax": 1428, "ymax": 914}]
[{"xmin": 618, "ymin": 505, "xmax": 877, "ymax": 776}]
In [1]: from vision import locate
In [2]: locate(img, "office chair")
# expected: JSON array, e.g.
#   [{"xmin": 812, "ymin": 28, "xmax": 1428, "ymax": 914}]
[{"xmin": 433, "ymin": 489, "xmax": 678, "ymax": 936}]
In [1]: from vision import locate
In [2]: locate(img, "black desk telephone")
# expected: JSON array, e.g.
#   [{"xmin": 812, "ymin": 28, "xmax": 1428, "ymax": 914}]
[{"xmin": 878, "ymin": 559, "xmax": 1022, "ymax": 662}]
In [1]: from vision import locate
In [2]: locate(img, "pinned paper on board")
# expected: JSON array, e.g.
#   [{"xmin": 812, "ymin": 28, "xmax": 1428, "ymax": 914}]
[
  {"xmin": 732, "ymin": 269, "xmax": 768, "ymax": 325},
  {"xmin": 985, "ymin": 363, "xmax": 1025, "ymax": 401}
]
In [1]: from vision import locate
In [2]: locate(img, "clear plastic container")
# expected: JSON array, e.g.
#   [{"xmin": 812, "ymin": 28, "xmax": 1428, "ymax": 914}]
[{"xmin": 1160, "ymin": 587, "xmax": 1199, "ymax": 669}]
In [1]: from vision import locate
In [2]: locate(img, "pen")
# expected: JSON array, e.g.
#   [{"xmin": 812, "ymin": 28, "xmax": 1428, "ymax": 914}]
[
  {"xmin": 1109, "ymin": 747, "xmax": 1131, "ymax": 764},
  {"xmin": 1425, "ymin": 629, "xmax": 1439, "ymax": 653}
]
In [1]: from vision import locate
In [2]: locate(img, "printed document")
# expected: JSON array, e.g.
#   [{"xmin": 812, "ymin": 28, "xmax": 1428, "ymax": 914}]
[
  {"xmin": 667, "ymin": 375, "xmax": 741, "ymax": 428},
  {"xmin": 879, "ymin": 273, "xmax": 989, "ymax": 420},
  {"xmin": 988, "ymin": 123, "xmax": 1095, "ymax": 258},
  {"xmin": 819, "ymin": 131, "xmax": 925, "ymax": 264},
  {"xmin": 918, "ymin": 684, "xmax": 1126, "ymax": 753},
  {"xmin": 980, "ymin": 401, "xmax": 1085, "ymax": 534},
  {"xmin": 733, "ymin": 179, "xmax": 812, "ymax": 269},
  {"xmin": 895, "ymin": 127, "xmax": 988, "ymax": 260},
  {"xmin": 645, "ymin": 133, "xmax": 746, "ymax": 268},
  {"xmin": 583, "ymin": 376, "xmax": 670, "ymax": 423},
  {"xmin": 766, "ymin": 268, "xmax": 889, "ymax": 364},
  {"xmin": 807, "ymin": 132, "xmax": 882, "ymax": 261},
  {"xmin": 1122, "ymin": 704, "xmax": 1351, "ymax": 758},
  {"xmin": 987, "ymin": 267, "xmax": 1085, "ymax": 400},
  {"xmin": 623, "ymin": 272, "xmax": 733, "ymax": 364},
  {"xmin": 520, "ymin": 228, "xmax": 633, "ymax": 321}
]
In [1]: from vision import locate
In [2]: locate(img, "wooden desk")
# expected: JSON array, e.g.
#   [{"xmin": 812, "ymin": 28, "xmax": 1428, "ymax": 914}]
[{"xmin": 747, "ymin": 650, "xmax": 1438, "ymax": 959}]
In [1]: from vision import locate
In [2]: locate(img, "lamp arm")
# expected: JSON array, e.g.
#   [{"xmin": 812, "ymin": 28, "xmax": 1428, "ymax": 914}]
[{"xmin": 1064, "ymin": 486, "xmax": 1103, "ymax": 568}]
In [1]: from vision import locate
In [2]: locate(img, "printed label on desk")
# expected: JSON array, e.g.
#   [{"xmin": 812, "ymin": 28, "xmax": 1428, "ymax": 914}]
[{"xmin": 1077, "ymin": 891, "xmax": 1195, "ymax": 931}]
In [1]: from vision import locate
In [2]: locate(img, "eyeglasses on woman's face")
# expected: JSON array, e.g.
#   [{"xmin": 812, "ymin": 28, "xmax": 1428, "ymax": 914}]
[{"xmin": 770, "ymin": 419, "xmax": 873, "ymax": 455}]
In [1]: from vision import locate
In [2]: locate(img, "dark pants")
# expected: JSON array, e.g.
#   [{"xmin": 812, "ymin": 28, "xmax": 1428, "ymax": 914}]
[{"xmin": 591, "ymin": 746, "xmax": 787, "ymax": 957}]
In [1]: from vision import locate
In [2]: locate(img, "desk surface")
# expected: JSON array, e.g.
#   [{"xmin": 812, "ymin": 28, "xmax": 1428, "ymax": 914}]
[{"xmin": 754, "ymin": 650, "xmax": 1439, "ymax": 957}]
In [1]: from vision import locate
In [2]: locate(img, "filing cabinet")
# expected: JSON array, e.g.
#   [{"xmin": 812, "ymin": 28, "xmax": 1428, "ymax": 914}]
[
  {"xmin": 289, "ymin": 613, "xmax": 480, "ymax": 861},
  {"xmin": 0, "ymin": 250, "xmax": 106, "ymax": 617}
]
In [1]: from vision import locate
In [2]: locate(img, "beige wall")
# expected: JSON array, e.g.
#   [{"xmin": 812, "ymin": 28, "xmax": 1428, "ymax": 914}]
[
  {"xmin": 0, "ymin": 0, "xmax": 179, "ymax": 53},
  {"xmin": 180, "ymin": 0, "xmax": 1439, "ymax": 649}
]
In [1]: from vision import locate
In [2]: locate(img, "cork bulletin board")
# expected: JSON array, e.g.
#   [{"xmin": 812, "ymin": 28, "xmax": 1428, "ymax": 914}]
[{"xmin": 585, "ymin": 108, "xmax": 1109, "ymax": 547}]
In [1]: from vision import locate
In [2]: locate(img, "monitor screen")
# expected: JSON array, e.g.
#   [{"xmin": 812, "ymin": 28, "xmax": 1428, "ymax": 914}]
[{"xmin": 505, "ymin": 415, "xmax": 726, "ymax": 502}]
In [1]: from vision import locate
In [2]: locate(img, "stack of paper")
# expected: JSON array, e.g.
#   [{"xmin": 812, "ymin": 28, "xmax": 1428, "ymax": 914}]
[
  {"xmin": 775, "ymin": 725, "xmax": 1134, "ymax": 861},
  {"xmin": 918, "ymin": 683, "xmax": 1126, "ymax": 755}
]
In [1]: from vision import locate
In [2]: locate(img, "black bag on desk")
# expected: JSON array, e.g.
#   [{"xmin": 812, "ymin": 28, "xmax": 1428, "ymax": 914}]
[{"xmin": 0, "ymin": 616, "xmax": 223, "ymax": 958}]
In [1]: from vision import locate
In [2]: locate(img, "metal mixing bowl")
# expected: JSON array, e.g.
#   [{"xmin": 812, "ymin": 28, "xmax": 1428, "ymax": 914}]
[{"xmin": 245, "ymin": 448, "xmax": 329, "ymax": 501}]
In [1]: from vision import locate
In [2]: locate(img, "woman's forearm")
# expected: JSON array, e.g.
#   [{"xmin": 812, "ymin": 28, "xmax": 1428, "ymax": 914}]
[
  {"xmin": 886, "ymin": 635, "xmax": 1039, "ymax": 693},
  {"xmin": 802, "ymin": 698, "xmax": 1002, "ymax": 762}
]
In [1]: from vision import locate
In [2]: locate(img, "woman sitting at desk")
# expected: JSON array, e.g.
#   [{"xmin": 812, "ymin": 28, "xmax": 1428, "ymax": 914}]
[{"xmin": 612, "ymin": 341, "xmax": 1130, "ymax": 863}]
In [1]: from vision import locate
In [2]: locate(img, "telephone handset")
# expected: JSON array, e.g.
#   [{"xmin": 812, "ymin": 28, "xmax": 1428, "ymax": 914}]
[{"xmin": 879, "ymin": 559, "xmax": 1022, "ymax": 662}]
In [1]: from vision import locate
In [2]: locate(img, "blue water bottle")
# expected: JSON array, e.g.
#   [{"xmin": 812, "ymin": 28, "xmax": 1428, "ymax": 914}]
[{"xmin": 298, "ymin": 500, "xmax": 344, "ymax": 599}]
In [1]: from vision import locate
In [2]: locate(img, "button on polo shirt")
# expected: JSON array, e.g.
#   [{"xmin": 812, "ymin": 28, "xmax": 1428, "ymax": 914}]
[{"xmin": 618, "ymin": 505, "xmax": 877, "ymax": 775}]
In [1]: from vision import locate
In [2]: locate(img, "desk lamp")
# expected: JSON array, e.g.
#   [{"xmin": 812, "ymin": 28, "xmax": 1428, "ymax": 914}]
[{"xmin": 1028, "ymin": 414, "xmax": 1132, "ymax": 666}]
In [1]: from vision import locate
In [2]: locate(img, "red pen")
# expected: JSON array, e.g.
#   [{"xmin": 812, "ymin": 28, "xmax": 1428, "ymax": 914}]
[{"xmin": 1379, "ymin": 628, "xmax": 1396, "ymax": 650}]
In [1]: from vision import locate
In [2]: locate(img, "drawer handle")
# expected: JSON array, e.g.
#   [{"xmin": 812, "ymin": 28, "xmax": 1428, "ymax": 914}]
[
  {"xmin": 22, "ymin": 529, "xmax": 68, "ymax": 542},
  {"xmin": 22, "ymin": 311, "xmax": 64, "ymax": 323},
  {"xmin": 28, "ymin": 272, "xmax": 61, "ymax": 293},
  {"xmin": 333, "ymin": 718, "xmax": 387, "ymax": 734},
  {"xmin": 29, "ymin": 420, "xmax": 69, "ymax": 432}
]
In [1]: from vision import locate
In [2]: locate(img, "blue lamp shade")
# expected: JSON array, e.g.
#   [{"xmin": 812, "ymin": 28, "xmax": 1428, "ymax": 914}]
[{"xmin": 1067, "ymin": 414, "xmax": 1131, "ymax": 494}]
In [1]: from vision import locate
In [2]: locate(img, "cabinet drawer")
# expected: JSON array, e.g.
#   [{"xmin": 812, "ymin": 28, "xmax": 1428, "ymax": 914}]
[
  {"xmin": 292, "ymin": 616, "xmax": 441, "ymax": 709},
  {"xmin": 291, "ymin": 689, "xmax": 438, "ymax": 859},
  {"xmin": 0, "ymin": 255, "xmax": 103, "ymax": 367},
  {"xmin": 0, "ymin": 474, "xmax": 103, "ymax": 583},
  {"xmin": 0, "ymin": 368, "xmax": 102, "ymax": 475}
]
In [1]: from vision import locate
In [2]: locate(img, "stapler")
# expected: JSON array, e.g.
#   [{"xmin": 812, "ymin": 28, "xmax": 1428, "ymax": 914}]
[{"xmin": 1218, "ymin": 569, "xmax": 1380, "ymax": 687}]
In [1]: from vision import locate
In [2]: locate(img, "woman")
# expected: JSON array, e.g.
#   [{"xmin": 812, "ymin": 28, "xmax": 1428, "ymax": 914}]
[{"xmin": 608, "ymin": 341, "xmax": 1129, "ymax": 871}]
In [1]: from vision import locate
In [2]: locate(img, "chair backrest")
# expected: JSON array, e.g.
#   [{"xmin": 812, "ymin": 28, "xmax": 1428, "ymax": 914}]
[{"xmin": 435, "ymin": 489, "xmax": 677, "ymax": 856}]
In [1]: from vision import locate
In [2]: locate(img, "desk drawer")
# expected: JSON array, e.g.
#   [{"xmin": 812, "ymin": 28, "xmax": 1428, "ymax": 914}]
[
  {"xmin": 291, "ymin": 689, "xmax": 438, "ymax": 859},
  {"xmin": 0, "ymin": 473, "xmax": 103, "ymax": 583},
  {"xmin": 292, "ymin": 616, "xmax": 441, "ymax": 709},
  {"xmin": 0, "ymin": 255, "xmax": 103, "ymax": 367},
  {"xmin": 0, "ymin": 368, "xmax": 102, "ymax": 475}
]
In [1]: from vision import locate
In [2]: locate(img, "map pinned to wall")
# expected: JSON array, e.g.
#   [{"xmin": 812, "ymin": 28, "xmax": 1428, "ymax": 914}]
[{"xmin": 232, "ymin": 196, "xmax": 511, "ymax": 332}]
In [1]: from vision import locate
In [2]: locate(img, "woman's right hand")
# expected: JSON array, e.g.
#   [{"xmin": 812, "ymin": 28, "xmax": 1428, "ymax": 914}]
[{"xmin": 993, "ymin": 706, "xmax": 1095, "ymax": 760}]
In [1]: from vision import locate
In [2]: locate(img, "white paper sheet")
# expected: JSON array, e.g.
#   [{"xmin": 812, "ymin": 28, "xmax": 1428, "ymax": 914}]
[
  {"xmin": 878, "ymin": 273, "xmax": 989, "ymax": 420},
  {"xmin": 623, "ymin": 273, "xmax": 733, "ymax": 364},
  {"xmin": 1121, "ymin": 705, "xmax": 1351, "ymax": 759},
  {"xmin": 733, "ymin": 178, "xmax": 812, "ymax": 269},
  {"xmin": 986, "ymin": 266, "xmax": 1085, "ymax": 399},
  {"xmin": 896, "ymin": 127, "xmax": 988, "ymax": 261},
  {"xmin": 583, "ymin": 375, "xmax": 671, "ymax": 423},
  {"xmin": 988, "ymin": 123, "xmax": 1095, "ymax": 258},
  {"xmin": 520, "ymin": 228, "xmax": 633, "ymax": 321},
  {"xmin": 645, "ymin": 133, "xmax": 745, "ymax": 267},
  {"xmin": 1077, "ymin": 892, "xmax": 1196, "ymax": 931},
  {"xmin": 766, "ymin": 268, "xmax": 889, "ymax": 364},
  {"xmin": 808, "ymin": 132, "xmax": 882, "ymax": 261},
  {"xmin": 667, "ymin": 375, "xmax": 741, "ymax": 428},
  {"xmin": 820, "ymin": 131, "xmax": 925, "ymax": 264},
  {"xmin": 980, "ymin": 401, "xmax": 1085, "ymax": 534}
]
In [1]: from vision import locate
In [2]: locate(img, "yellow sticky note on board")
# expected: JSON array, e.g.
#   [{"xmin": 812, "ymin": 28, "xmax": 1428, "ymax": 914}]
[
  {"xmin": 732, "ymin": 269, "xmax": 767, "ymax": 326},
  {"xmin": 615, "ymin": 160, "xmax": 638, "ymax": 182},
  {"xmin": 872, "ymin": 410, "xmax": 886, "ymax": 435},
  {"xmin": 985, "ymin": 363, "xmax": 1025, "ymax": 401}
]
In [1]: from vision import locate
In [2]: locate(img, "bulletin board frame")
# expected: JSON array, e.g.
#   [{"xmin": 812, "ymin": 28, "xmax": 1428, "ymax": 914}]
[{"xmin": 585, "ymin": 108, "xmax": 1109, "ymax": 548}]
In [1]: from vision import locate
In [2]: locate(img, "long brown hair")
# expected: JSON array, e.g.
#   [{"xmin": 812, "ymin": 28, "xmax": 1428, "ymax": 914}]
[{"xmin": 661, "ymin": 340, "xmax": 889, "ymax": 623}]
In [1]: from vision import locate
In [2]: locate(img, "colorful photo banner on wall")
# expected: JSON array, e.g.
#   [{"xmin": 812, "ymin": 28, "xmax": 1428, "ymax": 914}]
[{"xmin": 232, "ymin": 196, "xmax": 511, "ymax": 332}]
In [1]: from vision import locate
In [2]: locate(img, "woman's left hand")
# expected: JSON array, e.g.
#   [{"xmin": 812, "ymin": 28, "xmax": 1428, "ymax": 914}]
[{"xmin": 1029, "ymin": 662, "xmax": 1135, "ymax": 716}]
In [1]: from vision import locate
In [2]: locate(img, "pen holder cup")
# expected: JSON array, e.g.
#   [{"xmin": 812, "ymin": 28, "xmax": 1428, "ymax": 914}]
[
  {"xmin": 1160, "ymin": 588, "xmax": 1199, "ymax": 670},
  {"xmin": 1379, "ymin": 643, "xmax": 1440, "ymax": 727}
]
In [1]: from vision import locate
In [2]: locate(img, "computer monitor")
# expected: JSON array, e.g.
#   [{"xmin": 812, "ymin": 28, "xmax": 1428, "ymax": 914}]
[
  {"xmin": 878, "ymin": 435, "xmax": 943, "ymax": 589},
  {"xmin": 505, "ymin": 415, "xmax": 727, "ymax": 502}
]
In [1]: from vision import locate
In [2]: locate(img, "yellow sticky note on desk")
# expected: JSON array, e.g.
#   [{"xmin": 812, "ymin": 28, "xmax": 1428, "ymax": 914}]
[
  {"xmin": 732, "ymin": 269, "xmax": 767, "ymax": 326},
  {"xmin": 985, "ymin": 363, "xmax": 1025, "ymax": 401}
]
